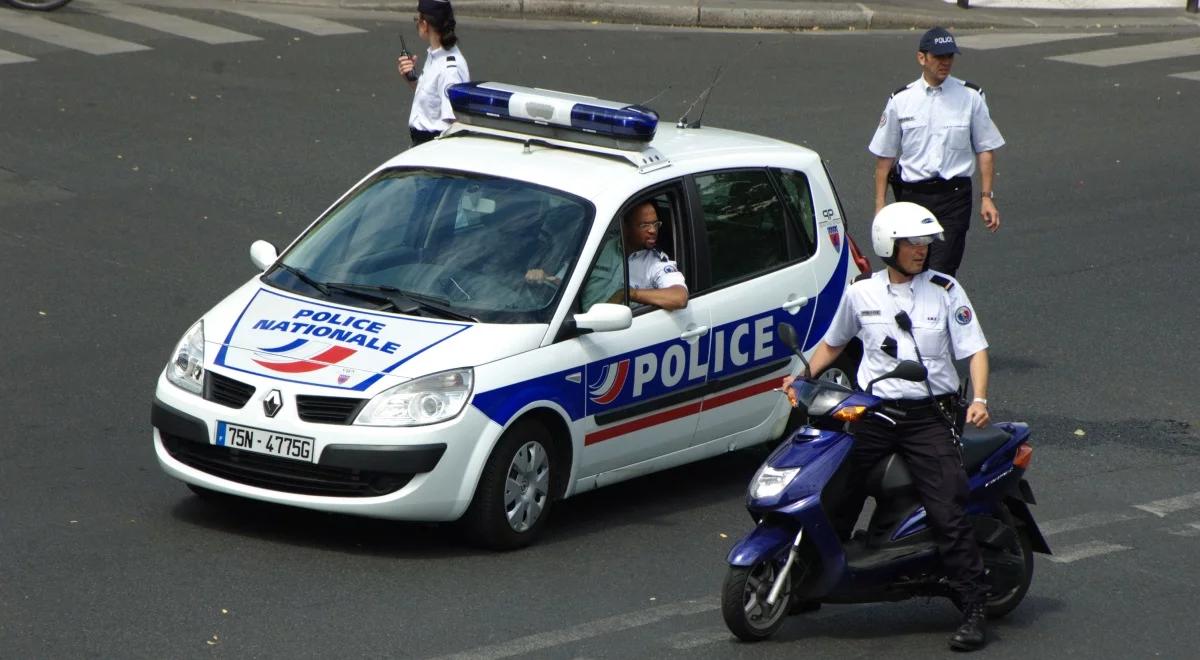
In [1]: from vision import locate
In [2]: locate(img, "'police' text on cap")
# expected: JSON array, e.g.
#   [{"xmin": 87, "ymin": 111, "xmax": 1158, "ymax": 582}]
[{"xmin": 919, "ymin": 27, "xmax": 960, "ymax": 56}]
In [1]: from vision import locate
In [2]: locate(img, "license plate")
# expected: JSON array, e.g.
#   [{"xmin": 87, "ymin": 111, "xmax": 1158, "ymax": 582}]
[{"xmin": 215, "ymin": 421, "xmax": 315, "ymax": 463}]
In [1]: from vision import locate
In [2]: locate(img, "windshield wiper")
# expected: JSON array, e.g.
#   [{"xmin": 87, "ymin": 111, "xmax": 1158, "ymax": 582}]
[
  {"xmin": 324, "ymin": 282, "xmax": 478, "ymax": 322},
  {"xmin": 277, "ymin": 263, "xmax": 330, "ymax": 295}
]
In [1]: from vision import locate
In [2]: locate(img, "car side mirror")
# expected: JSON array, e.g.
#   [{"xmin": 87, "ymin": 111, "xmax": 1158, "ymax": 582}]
[
  {"xmin": 249, "ymin": 240, "xmax": 278, "ymax": 272},
  {"xmin": 574, "ymin": 303, "xmax": 633, "ymax": 333}
]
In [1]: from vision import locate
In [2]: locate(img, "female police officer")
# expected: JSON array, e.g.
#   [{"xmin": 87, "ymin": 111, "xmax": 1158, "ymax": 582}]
[
  {"xmin": 786, "ymin": 201, "xmax": 994, "ymax": 651},
  {"xmin": 397, "ymin": 0, "xmax": 470, "ymax": 147}
]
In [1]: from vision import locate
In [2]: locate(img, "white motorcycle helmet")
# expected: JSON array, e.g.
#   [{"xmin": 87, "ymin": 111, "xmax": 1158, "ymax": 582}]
[{"xmin": 871, "ymin": 201, "xmax": 945, "ymax": 274}]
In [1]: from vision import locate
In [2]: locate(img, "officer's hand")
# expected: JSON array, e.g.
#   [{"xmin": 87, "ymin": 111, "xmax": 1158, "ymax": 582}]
[
  {"xmin": 778, "ymin": 376, "xmax": 800, "ymax": 407},
  {"xmin": 981, "ymin": 198, "xmax": 1000, "ymax": 233},
  {"xmin": 966, "ymin": 401, "xmax": 990, "ymax": 428},
  {"xmin": 398, "ymin": 55, "xmax": 418, "ymax": 76}
]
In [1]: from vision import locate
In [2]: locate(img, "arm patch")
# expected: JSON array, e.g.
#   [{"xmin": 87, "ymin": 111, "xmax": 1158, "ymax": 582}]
[{"xmin": 929, "ymin": 274, "xmax": 955, "ymax": 291}]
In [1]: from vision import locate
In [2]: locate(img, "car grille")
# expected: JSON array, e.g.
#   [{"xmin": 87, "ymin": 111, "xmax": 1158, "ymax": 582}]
[
  {"xmin": 204, "ymin": 372, "xmax": 255, "ymax": 409},
  {"xmin": 160, "ymin": 433, "xmax": 413, "ymax": 497},
  {"xmin": 296, "ymin": 395, "xmax": 366, "ymax": 425}
]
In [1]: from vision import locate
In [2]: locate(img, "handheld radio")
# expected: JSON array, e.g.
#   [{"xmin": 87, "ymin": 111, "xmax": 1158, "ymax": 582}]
[{"xmin": 399, "ymin": 34, "xmax": 418, "ymax": 82}]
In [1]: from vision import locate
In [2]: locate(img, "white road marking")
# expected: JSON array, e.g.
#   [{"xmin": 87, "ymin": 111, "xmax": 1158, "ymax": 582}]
[
  {"xmin": 942, "ymin": 0, "xmax": 1180, "ymax": 7},
  {"xmin": 1047, "ymin": 540, "xmax": 1132, "ymax": 563},
  {"xmin": 428, "ymin": 599, "xmax": 716, "ymax": 660},
  {"xmin": 1135, "ymin": 491, "xmax": 1200, "ymax": 517},
  {"xmin": 0, "ymin": 14, "xmax": 149, "ymax": 55},
  {"xmin": 956, "ymin": 32, "xmax": 1111, "ymax": 51},
  {"xmin": 665, "ymin": 628, "xmax": 732, "ymax": 650},
  {"xmin": 74, "ymin": 0, "xmax": 259, "ymax": 45},
  {"xmin": 1169, "ymin": 71, "xmax": 1200, "ymax": 81},
  {"xmin": 227, "ymin": 10, "xmax": 367, "ymax": 36},
  {"xmin": 1039, "ymin": 510, "xmax": 1147, "ymax": 536},
  {"xmin": 0, "ymin": 48, "xmax": 35, "ymax": 65},
  {"xmin": 1165, "ymin": 522, "xmax": 1200, "ymax": 537},
  {"xmin": 1048, "ymin": 37, "xmax": 1200, "ymax": 67}
]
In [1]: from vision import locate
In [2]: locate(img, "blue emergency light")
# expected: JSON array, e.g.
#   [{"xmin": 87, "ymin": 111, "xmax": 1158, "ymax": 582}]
[{"xmin": 446, "ymin": 82, "xmax": 659, "ymax": 144}]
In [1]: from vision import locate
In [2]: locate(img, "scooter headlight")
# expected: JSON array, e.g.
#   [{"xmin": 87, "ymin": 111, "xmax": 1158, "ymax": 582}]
[{"xmin": 751, "ymin": 464, "xmax": 801, "ymax": 500}]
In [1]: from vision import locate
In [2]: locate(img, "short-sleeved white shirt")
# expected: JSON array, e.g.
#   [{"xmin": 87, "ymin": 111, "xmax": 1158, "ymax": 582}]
[
  {"xmin": 408, "ymin": 45, "xmax": 469, "ymax": 132},
  {"xmin": 868, "ymin": 75, "xmax": 1005, "ymax": 183},
  {"xmin": 628, "ymin": 248, "xmax": 687, "ymax": 291},
  {"xmin": 823, "ymin": 270, "xmax": 987, "ymax": 399}
]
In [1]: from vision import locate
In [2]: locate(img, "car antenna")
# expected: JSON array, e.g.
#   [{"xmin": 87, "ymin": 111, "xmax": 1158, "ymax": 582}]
[
  {"xmin": 676, "ymin": 39, "xmax": 764, "ymax": 129},
  {"xmin": 639, "ymin": 84, "xmax": 672, "ymax": 108}
]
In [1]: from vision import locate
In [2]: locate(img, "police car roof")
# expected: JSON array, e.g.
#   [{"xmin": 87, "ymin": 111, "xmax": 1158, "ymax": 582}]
[{"xmin": 382, "ymin": 124, "xmax": 821, "ymax": 202}]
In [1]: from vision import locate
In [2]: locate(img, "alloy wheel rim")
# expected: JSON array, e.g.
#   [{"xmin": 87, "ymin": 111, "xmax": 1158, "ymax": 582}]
[
  {"xmin": 504, "ymin": 440, "xmax": 550, "ymax": 532},
  {"xmin": 743, "ymin": 562, "xmax": 788, "ymax": 629}
]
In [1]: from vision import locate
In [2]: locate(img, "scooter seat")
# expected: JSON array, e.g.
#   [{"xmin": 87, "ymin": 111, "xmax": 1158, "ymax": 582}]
[
  {"xmin": 960, "ymin": 425, "xmax": 1013, "ymax": 473},
  {"xmin": 865, "ymin": 426, "xmax": 1014, "ymax": 497}
]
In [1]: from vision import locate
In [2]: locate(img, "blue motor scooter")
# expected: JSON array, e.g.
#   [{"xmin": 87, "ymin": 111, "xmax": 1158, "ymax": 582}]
[{"xmin": 721, "ymin": 323, "xmax": 1050, "ymax": 641}]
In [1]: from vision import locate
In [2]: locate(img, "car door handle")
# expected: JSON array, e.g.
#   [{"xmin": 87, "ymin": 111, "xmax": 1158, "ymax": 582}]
[
  {"xmin": 680, "ymin": 325, "xmax": 710, "ymax": 340},
  {"xmin": 782, "ymin": 296, "xmax": 809, "ymax": 313}
]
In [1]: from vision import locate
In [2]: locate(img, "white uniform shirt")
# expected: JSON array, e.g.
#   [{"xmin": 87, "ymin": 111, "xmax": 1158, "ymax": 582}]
[
  {"xmin": 408, "ymin": 45, "xmax": 469, "ymax": 132},
  {"xmin": 628, "ymin": 249, "xmax": 686, "ymax": 291},
  {"xmin": 868, "ymin": 75, "xmax": 1005, "ymax": 183},
  {"xmin": 823, "ymin": 270, "xmax": 987, "ymax": 399}
]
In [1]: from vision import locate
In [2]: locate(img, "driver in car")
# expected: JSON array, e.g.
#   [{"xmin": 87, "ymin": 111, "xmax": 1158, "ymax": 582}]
[{"xmin": 781, "ymin": 201, "xmax": 994, "ymax": 652}]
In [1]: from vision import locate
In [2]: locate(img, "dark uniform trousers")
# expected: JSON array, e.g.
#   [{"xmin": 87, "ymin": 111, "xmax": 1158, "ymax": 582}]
[
  {"xmin": 893, "ymin": 177, "xmax": 973, "ymax": 277},
  {"xmin": 833, "ymin": 401, "xmax": 987, "ymax": 602}
]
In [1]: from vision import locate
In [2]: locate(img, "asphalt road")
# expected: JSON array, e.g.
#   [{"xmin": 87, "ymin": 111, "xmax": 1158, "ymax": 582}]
[{"xmin": 2, "ymin": 2, "xmax": 1199, "ymax": 658}]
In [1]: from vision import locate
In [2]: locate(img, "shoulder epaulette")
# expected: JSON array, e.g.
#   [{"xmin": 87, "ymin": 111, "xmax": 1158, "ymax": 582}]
[
  {"xmin": 652, "ymin": 248, "xmax": 668, "ymax": 262},
  {"xmin": 854, "ymin": 272, "xmax": 872, "ymax": 283},
  {"xmin": 929, "ymin": 274, "xmax": 955, "ymax": 291},
  {"xmin": 963, "ymin": 81, "xmax": 982, "ymax": 94},
  {"xmin": 890, "ymin": 84, "xmax": 910, "ymax": 98}
]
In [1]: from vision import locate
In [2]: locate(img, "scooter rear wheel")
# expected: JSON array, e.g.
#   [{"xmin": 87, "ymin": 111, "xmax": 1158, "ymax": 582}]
[
  {"xmin": 722, "ymin": 561, "xmax": 792, "ymax": 641},
  {"xmin": 983, "ymin": 523, "xmax": 1034, "ymax": 618}
]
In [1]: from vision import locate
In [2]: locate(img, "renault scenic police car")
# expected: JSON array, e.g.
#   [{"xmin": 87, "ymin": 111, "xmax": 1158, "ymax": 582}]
[{"xmin": 152, "ymin": 82, "xmax": 869, "ymax": 549}]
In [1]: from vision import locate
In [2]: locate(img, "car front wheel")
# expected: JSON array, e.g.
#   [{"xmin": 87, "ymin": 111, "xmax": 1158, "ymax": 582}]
[{"xmin": 462, "ymin": 420, "xmax": 556, "ymax": 550}]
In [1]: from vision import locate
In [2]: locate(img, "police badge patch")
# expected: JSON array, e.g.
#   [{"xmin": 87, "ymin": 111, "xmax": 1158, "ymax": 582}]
[{"xmin": 954, "ymin": 306, "xmax": 973, "ymax": 325}]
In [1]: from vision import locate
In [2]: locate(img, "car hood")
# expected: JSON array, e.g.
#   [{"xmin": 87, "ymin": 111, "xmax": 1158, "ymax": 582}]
[{"xmin": 202, "ymin": 281, "xmax": 546, "ymax": 395}]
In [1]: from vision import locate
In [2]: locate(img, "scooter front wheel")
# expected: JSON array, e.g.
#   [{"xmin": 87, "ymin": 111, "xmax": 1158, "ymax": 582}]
[
  {"xmin": 722, "ymin": 561, "xmax": 792, "ymax": 641},
  {"xmin": 5, "ymin": 0, "xmax": 74, "ymax": 10}
]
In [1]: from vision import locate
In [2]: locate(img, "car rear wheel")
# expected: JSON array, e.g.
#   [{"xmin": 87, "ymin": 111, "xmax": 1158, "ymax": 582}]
[{"xmin": 462, "ymin": 419, "xmax": 556, "ymax": 550}]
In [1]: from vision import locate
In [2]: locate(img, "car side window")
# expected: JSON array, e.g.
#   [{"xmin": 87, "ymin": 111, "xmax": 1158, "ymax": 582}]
[
  {"xmin": 774, "ymin": 169, "xmax": 817, "ymax": 261},
  {"xmin": 579, "ymin": 220, "xmax": 627, "ymax": 312},
  {"xmin": 694, "ymin": 169, "xmax": 788, "ymax": 289}
]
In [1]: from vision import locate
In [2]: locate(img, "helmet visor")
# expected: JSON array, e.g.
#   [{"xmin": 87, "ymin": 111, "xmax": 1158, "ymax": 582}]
[{"xmin": 901, "ymin": 235, "xmax": 936, "ymax": 247}]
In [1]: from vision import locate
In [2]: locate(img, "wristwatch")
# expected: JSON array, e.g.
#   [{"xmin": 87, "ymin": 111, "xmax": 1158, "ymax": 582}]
[{"xmin": 980, "ymin": 191, "xmax": 995, "ymax": 199}]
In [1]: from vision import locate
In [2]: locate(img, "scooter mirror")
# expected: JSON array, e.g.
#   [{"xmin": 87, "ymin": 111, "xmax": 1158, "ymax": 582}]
[
  {"xmin": 776, "ymin": 322, "xmax": 800, "ymax": 353},
  {"xmin": 890, "ymin": 360, "xmax": 928, "ymax": 382}
]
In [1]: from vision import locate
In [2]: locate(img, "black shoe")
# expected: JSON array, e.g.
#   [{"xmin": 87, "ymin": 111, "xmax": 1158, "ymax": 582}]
[{"xmin": 948, "ymin": 601, "xmax": 987, "ymax": 652}]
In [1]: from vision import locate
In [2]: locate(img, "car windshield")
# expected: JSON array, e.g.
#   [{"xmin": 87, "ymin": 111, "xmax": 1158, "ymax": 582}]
[{"xmin": 264, "ymin": 169, "xmax": 594, "ymax": 324}]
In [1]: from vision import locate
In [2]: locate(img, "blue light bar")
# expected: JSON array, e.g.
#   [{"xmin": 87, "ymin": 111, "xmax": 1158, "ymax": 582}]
[{"xmin": 447, "ymin": 82, "xmax": 658, "ymax": 144}]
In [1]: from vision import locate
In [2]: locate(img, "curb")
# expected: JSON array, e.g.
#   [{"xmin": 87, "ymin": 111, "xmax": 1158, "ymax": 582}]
[{"xmin": 248, "ymin": 0, "xmax": 1200, "ymax": 30}]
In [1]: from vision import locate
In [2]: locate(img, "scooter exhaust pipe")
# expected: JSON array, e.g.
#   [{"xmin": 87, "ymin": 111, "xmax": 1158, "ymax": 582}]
[{"xmin": 766, "ymin": 527, "xmax": 804, "ymax": 606}]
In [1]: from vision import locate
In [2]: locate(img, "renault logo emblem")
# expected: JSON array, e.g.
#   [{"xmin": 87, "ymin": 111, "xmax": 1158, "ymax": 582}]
[{"xmin": 263, "ymin": 390, "xmax": 283, "ymax": 418}]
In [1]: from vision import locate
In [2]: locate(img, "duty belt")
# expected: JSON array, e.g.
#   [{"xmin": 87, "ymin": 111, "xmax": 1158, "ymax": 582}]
[
  {"xmin": 898, "ymin": 176, "xmax": 971, "ymax": 194},
  {"xmin": 882, "ymin": 394, "xmax": 959, "ymax": 411}
]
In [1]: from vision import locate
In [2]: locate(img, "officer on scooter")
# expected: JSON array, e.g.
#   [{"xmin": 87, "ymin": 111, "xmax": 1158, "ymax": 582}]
[{"xmin": 788, "ymin": 201, "xmax": 993, "ymax": 651}]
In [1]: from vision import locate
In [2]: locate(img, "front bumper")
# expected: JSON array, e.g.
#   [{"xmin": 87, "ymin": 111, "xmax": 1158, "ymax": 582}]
[{"xmin": 151, "ymin": 370, "xmax": 502, "ymax": 521}]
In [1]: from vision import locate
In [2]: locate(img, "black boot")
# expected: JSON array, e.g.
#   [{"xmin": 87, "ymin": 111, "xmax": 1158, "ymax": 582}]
[{"xmin": 948, "ymin": 601, "xmax": 987, "ymax": 652}]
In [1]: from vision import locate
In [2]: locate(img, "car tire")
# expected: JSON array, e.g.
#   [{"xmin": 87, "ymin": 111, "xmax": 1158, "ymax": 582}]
[{"xmin": 462, "ymin": 419, "xmax": 557, "ymax": 551}]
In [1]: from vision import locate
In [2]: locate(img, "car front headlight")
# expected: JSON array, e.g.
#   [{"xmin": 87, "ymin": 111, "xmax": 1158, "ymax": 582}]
[
  {"xmin": 356, "ymin": 368, "xmax": 474, "ymax": 427},
  {"xmin": 166, "ymin": 320, "xmax": 205, "ymax": 395},
  {"xmin": 750, "ymin": 464, "xmax": 801, "ymax": 500}
]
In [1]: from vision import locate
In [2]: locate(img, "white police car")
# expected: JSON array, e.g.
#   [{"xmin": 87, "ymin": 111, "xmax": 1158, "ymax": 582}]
[{"xmin": 152, "ymin": 82, "xmax": 870, "ymax": 549}]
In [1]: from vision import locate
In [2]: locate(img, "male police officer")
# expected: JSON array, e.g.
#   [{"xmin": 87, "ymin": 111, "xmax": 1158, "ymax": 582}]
[
  {"xmin": 623, "ymin": 201, "xmax": 688, "ymax": 310},
  {"xmin": 869, "ymin": 27, "xmax": 1005, "ymax": 277},
  {"xmin": 791, "ymin": 201, "xmax": 994, "ymax": 651}
]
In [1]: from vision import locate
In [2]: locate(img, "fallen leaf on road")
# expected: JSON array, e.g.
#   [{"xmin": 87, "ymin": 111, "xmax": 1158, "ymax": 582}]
[{"xmin": 1074, "ymin": 429, "xmax": 1086, "ymax": 437}]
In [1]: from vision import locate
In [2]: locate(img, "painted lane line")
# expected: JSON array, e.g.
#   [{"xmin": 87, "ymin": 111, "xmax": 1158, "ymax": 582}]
[
  {"xmin": 1165, "ymin": 522, "xmax": 1200, "ymax": 537},
  {"xmin": 1048, "ymin": 37, "xmax": 1200, "ymax": 67},
  {"xmin": 1134, "ymin": 491, "xmax": 1200, "ymax": 517},
  {"xmin": 227, "ymin": 10, "xmax": 367, "ymax": 36},
  {"xmin": 1169, "ymin": 71, "xmax": 1200, "ymax": 81},
  {"xmin": 429, "ymin": 599, "xmax": 716, "ymax": 660},
  {"xmin": 1039, "ymin": 510, "xmax": 1147, "ymax": 536},
  {"xmin": 74, "ymin": 0, "xmax": 259, "ymax": 45},
  {"xmin": 956, "ymin": 32, "xmax": 1111, "ymax": 51},
  {"xmin": 0, "ymin": 14, "xmax": 149, "ymax": 55},
  {"xmin": 0, "ymin": 48, "xmax": 35, "ymax": 65},
  {"xmin": 1047, "ymin": 540, "xmax": 1132, "ymax": 564},
  {"xmin": 666, "ymin": 628, "xmax": 733, "ymax": 650}
]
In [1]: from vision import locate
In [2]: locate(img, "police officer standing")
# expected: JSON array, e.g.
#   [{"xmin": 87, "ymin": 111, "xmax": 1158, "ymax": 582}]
[
  {"xmin": 792, "ymin": 201, "xmax": 994, "ymax": 651},
  {"xmin": 869, "ymin": 27, "xmax": 1005, "ymax": 277},
  {"xmin": 397, "ymin": 0, "xmax": 469, "ymax": 147}
]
